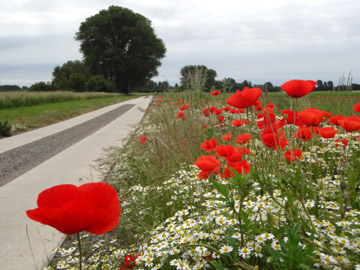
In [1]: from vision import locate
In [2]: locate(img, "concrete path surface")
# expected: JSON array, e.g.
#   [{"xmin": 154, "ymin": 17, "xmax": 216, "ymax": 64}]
[{"xmin": 0, "ymin": 95, "xmax": 152, "ymax": 270}]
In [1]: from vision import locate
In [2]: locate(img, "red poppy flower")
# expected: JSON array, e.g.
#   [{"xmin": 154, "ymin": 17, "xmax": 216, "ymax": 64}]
[
  {"xmin": 260, "ymin": 133, "xmax": 288, "ymax": 150},
  {"xmin": 281, "ymin": 80, "xmax": 317, "ymax": 98},
  {"xmin": 294, "ymin": 126, "xmax": 315, "ymax": 141},
  {"xmin": 257, "ymin": 108, "xmax": 276, "ymax": 129},
  {"xmin": 211, "ymin": 90, "xmax": 221, "ymax": 96},
  {"xmin": 194, "ymin": 155, "xmax": 221, "ymax": 179},
  {"xmin": 203, "ymin": 108, "xmax": 210, "ymax": 117},
  {"xmin": 338, "ymin": 115, "xmax": 360, "ymax": 132},
  {"xmin": 254, "ymin": 100, "xmax": 263, "ymax": 111},
  {"xmin": 179, "ymin": 104, "xmax": 189, "ymax": 111},
  {"xmin": 222, "ymin": 160, "xmax": 251, "ymax": 178},
  {"xmin": 279, "ymin": 110, "xmax": 303, "ymax": 126},
  {"xmin": 120, "ymin": 254, "xmax": 140, "ymax": 269},
  {"xmin": 228, "ymin": 109, "xmax": 239, "ymax": 114},
  {"xmin": 284, "ymin": 149, "xmax": 302, "ymax": 162},
  {"xmin": 226, "ymin": 148, "xmax": 244, "ymax": 162},
  {"xmin": 335, "ymin": 139, "xmax": 348, "ymax": 147},
  {"xmin": 194, "ymin": 155, "xmax": 221, "ymax": 171},
  {"xmin": 212, "ymin": 108, "xmax": 223, "ymax": 115},
  {"xmin": 259, "ymin": 122, "xmax": 285, "ymax": 137},
  {"xmin": 298, "ymin": 108, "xmax": 325, "ymax": 126},
  {"xmin": 353, "ymin": 102, "xmax": 360, "ymax": 113},
  {"xmin": 235, "ymin": 133, "xmax": 252, "ymax": 144},
  {"xmin": 176, "ymin": 111, "xmax": 185, "ymax": 120},
  {"xmin": 217, "ymin": 115, "xmax": 225, "ymax": 123},
  {"xmin": 138, "ymin": 136, "xmax": 148, "ymax": 144},
  {"xmin": 215, "ymin": 145, "xmax": 236, "ymax": 157},
  {"xmin": 26, "ymin": 182, "xmax": 121, "ymax": 235},
  {"xmin": 209, "ymin": 106, "xmax": 216, "ymax": 113},
  {"xmin": 223, "ymin": 106, "xmax": 231, "ymax": 111},
  {"xmin": 200, "ymin": 138, "xmax": 217, "ymax": 153},
  {"xmin": 226, "ymin": 87, "xmax": 262, "ymax": 109},
  {"xmin": 221, "ymin": 134, "xmax": 233, "ymax": 141},
  {"xmin": 318, "ymin": 127, "xmax": 337, "ymax": 138},
  {"xmin": 231, "ymin": 119, "xmax": 248, "ymax": 127},
  {"xmin": 328, "ymin": 115, "xmax": 344, "ymax": 126}
]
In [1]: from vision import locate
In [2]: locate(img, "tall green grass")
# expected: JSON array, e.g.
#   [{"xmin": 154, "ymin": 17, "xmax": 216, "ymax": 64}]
[{"xmin": 0, "ymin": 91, "xmax": 122, "ymax": 109}]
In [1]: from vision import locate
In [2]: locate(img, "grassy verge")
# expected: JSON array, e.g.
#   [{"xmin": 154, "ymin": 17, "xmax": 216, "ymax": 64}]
[
  {"xmin": 46, "ymin": 90, "xmax": 360, "ymax": 269},
  {"xmin": 0, "ymin": 91, "xmax": 128, "ymax": 109},
  {"xmin": 0, "ymin": 93, "xmax": 145, "ymax": 135}
]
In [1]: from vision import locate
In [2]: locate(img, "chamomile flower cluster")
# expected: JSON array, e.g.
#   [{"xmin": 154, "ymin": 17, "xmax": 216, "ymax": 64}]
[{"xmin": 112, "ymin": 162, "xmax": 359, "ymax": 269}]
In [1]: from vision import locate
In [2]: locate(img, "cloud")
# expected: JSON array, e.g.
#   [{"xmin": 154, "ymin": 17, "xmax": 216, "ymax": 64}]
[
  {"xmin": 0, "ymin": 0, "xmax": 359, "ymax": 86},
  {"xmin": 0, "ymin": 33, "xmax": 81, "ymax": 65}
]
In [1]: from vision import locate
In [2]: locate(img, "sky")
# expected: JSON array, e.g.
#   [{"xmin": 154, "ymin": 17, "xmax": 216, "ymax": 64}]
[{"xmin": 1, "ymin": 0, "xmax": 360, "ymax": 87}]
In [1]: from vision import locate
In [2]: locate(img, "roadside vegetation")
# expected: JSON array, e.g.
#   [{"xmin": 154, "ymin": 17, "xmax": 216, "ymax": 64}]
[
  {"xmin": 0, "ymin": 92, "xmax": 144, "ymax": 136},
  {"xmin": 45, "ymin": 84, "xmax": 360, "ymax": 270}
]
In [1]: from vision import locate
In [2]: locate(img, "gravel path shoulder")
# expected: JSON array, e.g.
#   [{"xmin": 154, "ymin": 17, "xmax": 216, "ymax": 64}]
[{"xmin": 0, "ymin": 103, "xmax": 134, "ymax": 187}]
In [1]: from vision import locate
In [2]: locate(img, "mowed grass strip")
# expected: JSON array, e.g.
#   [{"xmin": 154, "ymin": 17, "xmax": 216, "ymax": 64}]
[{"xmin": 0, "ymin": 93, "xmax": 145, "ymax": 133}]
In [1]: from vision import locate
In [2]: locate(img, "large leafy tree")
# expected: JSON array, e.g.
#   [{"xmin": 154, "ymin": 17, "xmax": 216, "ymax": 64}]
[{"xmin": 75, "ymin": 6, "xmax": 166, "ymax": 94}]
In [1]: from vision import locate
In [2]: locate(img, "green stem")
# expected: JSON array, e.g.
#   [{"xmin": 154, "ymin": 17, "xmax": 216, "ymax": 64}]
[
  {"xmin": 296, "ymin": 192, "xmax": 317, "ymax": 232},
  {"xmin": 185, "ymin": 243, "xmax": 221, "ymax": 256},
  {"xmin": 77, "ymin": 233, "xmax": 82, "ymax": 270}
]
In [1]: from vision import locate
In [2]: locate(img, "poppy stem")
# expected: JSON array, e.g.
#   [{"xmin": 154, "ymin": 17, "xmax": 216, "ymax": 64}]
[{"xmin": 77, "ymin": 233, "xmax": 82, "ymax": 270}]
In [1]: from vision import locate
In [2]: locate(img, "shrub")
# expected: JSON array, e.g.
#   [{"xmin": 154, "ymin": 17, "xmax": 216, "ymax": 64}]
[
  {"xmin": 0, "ymin": 121, "xmax": 11, "ymax": 137},
  {"xmin": 68, "ymin": 73, "xmax": 87, "ymax": 92},
  {"xmin": 30, "ymin": 81, "xmax": 53, "ymax": 91}
]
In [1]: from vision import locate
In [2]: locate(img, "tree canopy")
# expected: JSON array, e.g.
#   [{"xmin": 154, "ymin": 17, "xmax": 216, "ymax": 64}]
[{"xmin": 75, "ymin": 6, "xmax": 166, "ymax": 94}]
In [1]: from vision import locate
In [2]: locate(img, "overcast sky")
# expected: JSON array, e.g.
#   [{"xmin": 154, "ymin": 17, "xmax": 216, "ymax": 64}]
[{"xmin": 1, "ymin": 0, "xmax": 359, "ymax": 87}]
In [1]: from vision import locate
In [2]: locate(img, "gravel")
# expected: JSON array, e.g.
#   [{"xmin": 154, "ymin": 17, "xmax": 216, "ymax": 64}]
[{"xmin": 0, "ymin": 103, "xmax": 135, "ymax": 187}]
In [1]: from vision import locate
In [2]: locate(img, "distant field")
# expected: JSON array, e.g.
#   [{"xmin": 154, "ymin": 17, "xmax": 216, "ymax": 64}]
[
  {"xmin": 0, "ymin": 91, "xmax": 146, "ymax": 134},
  {"xmin": 260, "ymin": 90, "xmax": 360, "ymax": 115}
]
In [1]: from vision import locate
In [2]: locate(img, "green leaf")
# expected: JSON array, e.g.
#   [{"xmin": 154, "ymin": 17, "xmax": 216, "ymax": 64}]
[
  {"xmin": 225, "ymin": 228, "xmax": 236, "ymax": 246},
  {"xmin": 211, "ymin": 179, "xmax": 229, "ymax": 198},
  {"xmin": 209, "ymin": 259, "xmax": 224, "ymax": 270}
]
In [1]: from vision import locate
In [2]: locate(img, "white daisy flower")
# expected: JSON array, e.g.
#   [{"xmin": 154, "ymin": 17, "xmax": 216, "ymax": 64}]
[{"xmin": 219, "ymin": 245, "xmax": 233, "ymax": 253}]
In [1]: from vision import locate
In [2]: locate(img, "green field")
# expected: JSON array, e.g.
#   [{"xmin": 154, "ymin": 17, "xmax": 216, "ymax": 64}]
[
  {"xmin": 0, "ymin": 92, "xmax": 145, "ymax": 135},
  {"xmin": 259, "ymin": 90, "xmax": 360, "ymax": 115}
]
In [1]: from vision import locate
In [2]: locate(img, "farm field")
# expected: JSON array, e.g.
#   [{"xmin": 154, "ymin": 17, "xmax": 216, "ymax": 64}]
[
  {"xmin": 0, "ymin": 91, "xmax": 145, "ymax": 136},
  {"xmin": 42, "ymin": 86, "xmax": 360, "ymax": 270}
]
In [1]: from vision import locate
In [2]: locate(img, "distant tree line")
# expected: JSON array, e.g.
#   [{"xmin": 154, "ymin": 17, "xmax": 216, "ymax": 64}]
[
  {"xmin": 0, "ymin": 85, "xmax": 28, "ymax": 91},
  {"xmin": 3, "ymin": 62, "xmax": 360, "ymax": 93}
]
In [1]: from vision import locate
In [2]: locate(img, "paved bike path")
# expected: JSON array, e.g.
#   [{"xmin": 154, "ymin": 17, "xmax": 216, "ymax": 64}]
[{"xmin": 0, "ymin": 95, "xmax": 152, "ymax": 270}]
